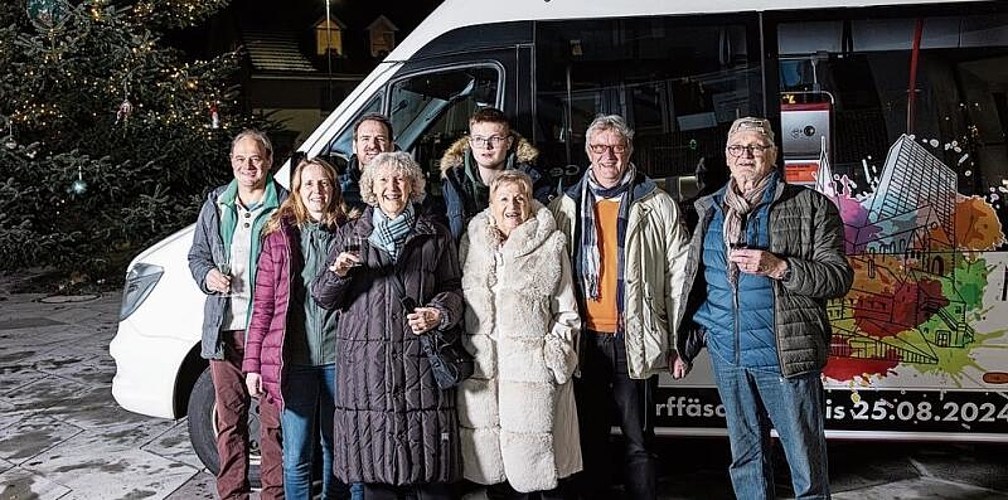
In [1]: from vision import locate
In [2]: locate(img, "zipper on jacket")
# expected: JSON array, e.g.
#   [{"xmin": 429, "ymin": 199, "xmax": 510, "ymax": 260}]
[
  {"xmin": 277, "ymin": 230, "xmax": 292, "ymax": 411},
  {"xmin": 733, "ymin": 282, "xmax": 741, "ymax": 365}
]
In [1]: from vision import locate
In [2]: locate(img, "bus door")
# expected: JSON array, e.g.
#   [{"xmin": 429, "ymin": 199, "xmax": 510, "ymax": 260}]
[
  {"xmin": 318, "ymin": 21, "xmax": 534, "ymax": 198},
  {"xmin": 773, "ymin": 3, "xmax": 1008, "ymax": 440}
]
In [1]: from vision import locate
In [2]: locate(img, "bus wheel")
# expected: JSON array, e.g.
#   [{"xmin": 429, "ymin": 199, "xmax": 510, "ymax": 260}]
[{"xmin": 187, "ymin": 367, "xmax": 262, "ymax": 488}]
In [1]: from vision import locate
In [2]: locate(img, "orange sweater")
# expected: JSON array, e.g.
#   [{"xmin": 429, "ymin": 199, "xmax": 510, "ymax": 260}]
[{"xmin": 584, "ymin": 199, "xmax": 619, "ymax": 332}]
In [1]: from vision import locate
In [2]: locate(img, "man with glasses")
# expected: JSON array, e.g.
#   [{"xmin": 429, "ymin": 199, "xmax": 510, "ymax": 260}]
[
  {"xmin": 680, "ymin": 116, "xmax": 852, "ymax": 499},
  {"xmin": 549, "ymin": 114, "xmax": 691, "ymax": 500},
  {"xmin": 342, "ymin": 112, "xmax": 394, "ymax": 210},
  {"xmin": 440, "ymin": 107, "xmax": 553, "ymax": 240},
  {"xmin": 188, "ymin": 129, "xmax": 288, "ymax": 500}
]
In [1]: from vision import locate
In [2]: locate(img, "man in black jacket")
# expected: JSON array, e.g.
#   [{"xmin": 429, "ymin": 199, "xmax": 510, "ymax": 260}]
[{"xmin": 439, "ymin": 107, "xmax": 554, "ymax": 241}]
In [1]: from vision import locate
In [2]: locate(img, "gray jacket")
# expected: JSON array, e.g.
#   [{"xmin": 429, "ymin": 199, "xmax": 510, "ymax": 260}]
[
  {"xmin": 188, "ymin": 180, "xmax": 287, "ymax": 360},
  {"xmin": 679, "ymin": 179, "xmax": 854, "ymax": 377}
]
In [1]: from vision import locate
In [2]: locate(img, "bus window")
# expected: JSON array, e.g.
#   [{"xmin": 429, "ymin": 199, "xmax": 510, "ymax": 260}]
[
  {"xmin": 779, "ymin": 13, "xmax": 1008, "ymax": 209},
  {"xmin": 324, "ymin": 93, "xmax": 383, "ymax": 164},
  {"xmin": 387, "ymin": 65, "xmax": 501, "ymax": 188},
  {"xmin": 535, "ymin": 16, "xmax": 762, "ymax": 190}
]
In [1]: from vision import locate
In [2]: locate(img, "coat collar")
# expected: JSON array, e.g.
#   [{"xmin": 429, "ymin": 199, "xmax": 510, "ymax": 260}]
[
  {"xmin": 563, "ymin": 167, "xmax": 657, "ymax": 204},
  {"xmin": 467, "ymin": 202, "xmax": 556, "ymax": 259},
  {"xmin": 439, "ymin": 133, "xmax": 540, "ymax": 178}
]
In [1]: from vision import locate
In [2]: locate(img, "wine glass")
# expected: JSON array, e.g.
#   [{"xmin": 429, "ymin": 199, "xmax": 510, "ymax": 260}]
[
  {"xmin": 217, "ymin": 261, "xmax": 232, "ymax": 297},
  {"xmin": 345, "ymin": 234, "xmax": 365, "ymax": 267}
]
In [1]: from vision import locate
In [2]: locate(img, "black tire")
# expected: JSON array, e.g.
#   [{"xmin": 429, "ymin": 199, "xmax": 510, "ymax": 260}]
[{"xmin": 187, "ymin": 367, "xmax": 262, "ymax": 488}]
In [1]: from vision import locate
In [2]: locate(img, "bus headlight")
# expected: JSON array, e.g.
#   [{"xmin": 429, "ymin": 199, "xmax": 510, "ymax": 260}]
[{"xmin": 119, "ymin": 263, "xmax": 163, "ymax": 321}]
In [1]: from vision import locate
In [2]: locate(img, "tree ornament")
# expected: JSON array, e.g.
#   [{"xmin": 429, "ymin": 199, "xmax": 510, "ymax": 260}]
[
  {"xmin": 27, "ymin": 0, "xmax": 68, "ymax": 29},
  {"xmin": 209, "ymin": 103, "xmax": 220, "ymax": 129},
  {"xmin": 116, "ymin": 97, "xmax": 133, "ymax": 124},
  {"xmin": 2, "ymin": 119, "xmax": 14, "ymax": 150},
  {"xmin": 69, "ymin": 164, "xmax": 88, "ymax": 195}
]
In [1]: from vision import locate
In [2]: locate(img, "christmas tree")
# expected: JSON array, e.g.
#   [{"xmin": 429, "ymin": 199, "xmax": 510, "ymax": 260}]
[{"xmin": 0, "ymin": 0, "xmax": 272, "ymax": 288}]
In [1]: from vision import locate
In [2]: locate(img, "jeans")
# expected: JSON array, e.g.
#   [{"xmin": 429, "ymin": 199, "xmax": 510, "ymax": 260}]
[
  {"xmin": 282, "ymin": 363, "xmax": 357, "ymax": 499},
  {"xmin": 210, "ymin": 329, "xmax": 283, "ymax": 500},
  {"xmin": 710, "ymin": 350, "xmax": 830, "ymax": 500},
  {"xmin": 574, "ymin": 331, "xmax": 656, "ymax": 500}
]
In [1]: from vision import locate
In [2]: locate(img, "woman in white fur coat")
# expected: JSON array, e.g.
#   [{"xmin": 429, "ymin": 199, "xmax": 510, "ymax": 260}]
[{"xmin": 457, "ymin": 170, "xmax": 582, "ymax": 500}]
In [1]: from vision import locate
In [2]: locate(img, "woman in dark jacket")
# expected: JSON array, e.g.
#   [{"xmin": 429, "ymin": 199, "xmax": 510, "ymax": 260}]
[
  {"xmin": 313, "ymin": 151, "xmax": 465, "ymax": 500},
  {"xmin": 243, "ymin": 158, "xmax": 355, "ymax": 499}
]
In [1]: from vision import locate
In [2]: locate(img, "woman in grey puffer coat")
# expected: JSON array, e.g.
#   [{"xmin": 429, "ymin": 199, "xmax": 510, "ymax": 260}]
[{"xmin": 313, "ymin": 152, "xmax": 464, "ymax": 500}]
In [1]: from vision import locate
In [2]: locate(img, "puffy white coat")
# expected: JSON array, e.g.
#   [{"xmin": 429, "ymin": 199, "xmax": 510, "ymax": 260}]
[{"xmin": 457, "ymin": 203, "xmax": 582, "ymax": 493}]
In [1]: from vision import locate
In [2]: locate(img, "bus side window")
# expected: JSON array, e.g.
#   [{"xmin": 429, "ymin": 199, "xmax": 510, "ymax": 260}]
[
  {"xmin": 386, "ymin": 65, "xmax": 501, "ymax": 197},
  {"xmin": 324, "ymin": 94, "xmax": 383, "ymax": 168},
  {"xmin": 535, "ymin": 16, "xmax": 761, "ymax": 193}
]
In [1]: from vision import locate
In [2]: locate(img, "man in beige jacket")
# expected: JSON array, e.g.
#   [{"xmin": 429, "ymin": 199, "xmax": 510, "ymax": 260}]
[{"xmin": 549, "ymin": 114, "xmax": 691, "ymax": 500}]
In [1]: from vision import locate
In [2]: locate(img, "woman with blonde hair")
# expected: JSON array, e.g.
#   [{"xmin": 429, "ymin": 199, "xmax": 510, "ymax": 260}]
[{"xmin": 244, "ymin": 157, "xmax": 355, "ymax": 499}]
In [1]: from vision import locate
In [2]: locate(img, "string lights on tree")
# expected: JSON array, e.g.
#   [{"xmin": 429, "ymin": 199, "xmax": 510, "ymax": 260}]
[{"xmin": 0, "ymin": 0, "xmax": 275, "ymax": 286}]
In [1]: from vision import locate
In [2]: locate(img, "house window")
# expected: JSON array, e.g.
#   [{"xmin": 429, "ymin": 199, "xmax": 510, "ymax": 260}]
[
  {"xmin": 367, "ymin": 15, "xmax": 398, "ymax": 58},
  {"xmin": 315, "ymin": 18, "xmax": 344, "ymax": 56}
]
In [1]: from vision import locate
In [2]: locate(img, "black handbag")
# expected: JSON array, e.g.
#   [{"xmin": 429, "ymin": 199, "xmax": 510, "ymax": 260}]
[
  {"xmin": 419, "ymin": 325, "xmax": 474, "ymax": 390},
  {"xmin": 393, "ymin": 276, "xmax": 473, "ymax": 390}
]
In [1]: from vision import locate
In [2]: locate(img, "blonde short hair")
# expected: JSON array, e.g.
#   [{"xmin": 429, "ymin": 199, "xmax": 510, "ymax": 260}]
[{"xmin": 489, "ymin": 170, "xmax": 533, "ymax": 201}]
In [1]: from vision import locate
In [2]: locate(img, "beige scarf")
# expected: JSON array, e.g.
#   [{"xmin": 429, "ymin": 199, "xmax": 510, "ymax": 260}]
[{"xmin": 722, "ymin": 173, "xmax": 773, "ymax": 286}]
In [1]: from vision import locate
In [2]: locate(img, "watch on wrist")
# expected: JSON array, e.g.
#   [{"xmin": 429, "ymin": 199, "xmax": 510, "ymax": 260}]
[{"xmin": 778, "ymin": 262, "xmax": 793, "ymax": 281}]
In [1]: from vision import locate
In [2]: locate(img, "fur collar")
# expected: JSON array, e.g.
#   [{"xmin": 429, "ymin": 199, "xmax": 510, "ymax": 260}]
[
  {"xmin": 439, "ymin": 133, "xmax": 540, "ymax": 178},
  {"xmin": 466, "ymin": 201, "xmax": 557, "ymax": 259}
]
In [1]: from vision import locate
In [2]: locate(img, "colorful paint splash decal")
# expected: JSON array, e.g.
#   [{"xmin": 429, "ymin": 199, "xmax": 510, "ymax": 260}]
[{"xmin": 816, "ymin": 134, "xmax": 1008, "ymax": 385}]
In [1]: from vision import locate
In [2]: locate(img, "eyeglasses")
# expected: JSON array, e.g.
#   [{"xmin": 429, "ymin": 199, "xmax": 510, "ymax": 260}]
[
  {"xmin": 470, "ymin": 135, "xmax": 509, "ymax": 148},
  {"xmin": 726, "ymin": 144, "xmax": 773, "ymax": 157},
  {"xmin": 588, "ymin": 143, "xmax": 628, "ymax": 155},
  {"xmin": 232, "ymin": 155, "xmax": 265, "ymax": 165}
]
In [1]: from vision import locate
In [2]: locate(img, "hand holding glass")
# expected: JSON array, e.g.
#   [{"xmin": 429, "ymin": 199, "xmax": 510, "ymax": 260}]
[{"xmin": 217, "ymin": 262, "xmax": 233, "ymax": 297}]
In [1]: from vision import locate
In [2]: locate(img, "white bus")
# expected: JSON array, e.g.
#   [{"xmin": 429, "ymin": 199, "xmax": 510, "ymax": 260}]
[{"xmin": 111, "ymin": 0, "xmax": 1008, "ymax": 477}]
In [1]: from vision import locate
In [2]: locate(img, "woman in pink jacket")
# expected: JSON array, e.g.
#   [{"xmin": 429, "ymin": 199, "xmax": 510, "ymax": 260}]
[{"xmin": 243, "ymin": 158, "xmax": 355, "ymax": 499}]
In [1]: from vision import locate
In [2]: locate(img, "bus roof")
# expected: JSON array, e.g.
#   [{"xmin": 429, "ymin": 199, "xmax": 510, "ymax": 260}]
[{"xmin": 389, "ymin": 0, "xmax": 992, "ymax": 62}]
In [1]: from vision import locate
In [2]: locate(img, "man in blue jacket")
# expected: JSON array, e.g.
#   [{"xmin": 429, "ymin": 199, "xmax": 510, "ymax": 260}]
[{"xmin": 681, "ymin": 117, "xmax": 853, "ymax": 500}]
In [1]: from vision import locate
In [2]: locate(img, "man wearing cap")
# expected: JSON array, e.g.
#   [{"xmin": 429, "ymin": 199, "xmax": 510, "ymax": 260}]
[{"xmin": 679, "ymin": 116, "xmax": 853, "ymax": 500}]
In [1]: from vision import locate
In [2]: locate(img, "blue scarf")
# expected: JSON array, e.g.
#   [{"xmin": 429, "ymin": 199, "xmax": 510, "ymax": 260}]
[
  {"xmin": 369, "ymin": 203, "xmax": 416, "ymax": 262},
  {"xmin": 579, "ymin": 164, "xmax": 636, "ymax": 330}
]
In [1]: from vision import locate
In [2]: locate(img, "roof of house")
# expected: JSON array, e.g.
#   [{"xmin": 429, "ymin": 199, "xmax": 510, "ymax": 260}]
[{"xmin": 243, "ymin": 31, "xmax": 318, "ymax": 73}]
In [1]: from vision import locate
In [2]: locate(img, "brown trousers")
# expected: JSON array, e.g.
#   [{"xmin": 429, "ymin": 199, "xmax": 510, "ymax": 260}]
[{"xmin": 210, "ymin": 329, "xmax": 283, "ymax": 500}]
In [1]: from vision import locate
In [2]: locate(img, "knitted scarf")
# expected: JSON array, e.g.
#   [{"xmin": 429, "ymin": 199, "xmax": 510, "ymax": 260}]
[
  {"xmin": 579, "ymin": 164, "xmax": 636, "ymax": 319},
  {"xmin": 722, "ymin": 172, "xmax": 773, "ymax": 287},
  {"xmin": 369, "ymin": 203, "xmax": 416, "ymax": 262}
]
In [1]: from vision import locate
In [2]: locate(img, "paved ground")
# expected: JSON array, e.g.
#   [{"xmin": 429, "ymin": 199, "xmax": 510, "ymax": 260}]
[{"xmin": 0, "ymin": 284, "xmax": 1006, "ymax": 499}]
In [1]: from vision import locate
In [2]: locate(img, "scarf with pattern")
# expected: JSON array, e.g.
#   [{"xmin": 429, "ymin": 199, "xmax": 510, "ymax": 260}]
[
  {"xmin": 722, "ymin": 172, "xmax": 773, "ymax": 287},
  {"xmin": 579, "ymin": 164, "xmax": 636, "ymax": 323},
  {"xmin": 369, "ymin": 203, "xmax": 416, "ymax": 262}
]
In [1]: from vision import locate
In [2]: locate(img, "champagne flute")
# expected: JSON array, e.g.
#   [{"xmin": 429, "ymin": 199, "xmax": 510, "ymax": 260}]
[{"xmin": 217, "ymin": 261, "xmax": 232, "ymax": 297}]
